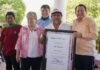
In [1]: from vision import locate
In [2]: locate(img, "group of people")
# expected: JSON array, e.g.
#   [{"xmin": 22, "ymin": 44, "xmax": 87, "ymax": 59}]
[{"xmin": 0, "ymin": 4, "xmax": 98, "ymax": 70}]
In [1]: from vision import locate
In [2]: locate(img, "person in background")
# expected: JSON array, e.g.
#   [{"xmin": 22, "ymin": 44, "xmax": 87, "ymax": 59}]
[
  {"xmin": 37, "ymin": 4, "xmax": 52, "ymax": 28},
  {"xmin": 0, "ymin": 26, "xmax": 5, "ymax": 62},
  {"xmin": 0, "ymin": 26, "xmax": 2, "ymax": 62},
  {"xmin": 72, "ymin": 4, "xmax": 98, "ymax": 70},
  {"xmin": 42, "ymin": 8, "xmax": 71, "ymax": 70},
  {"xmin": 0, "ymin": 12, "xmax": 21, "ymax": 70},
  {"xmin": 45, "ymin": 8, "xmax": 71, "ymax": 30},
  {"xmin": 0, "ymin": 26, "xmax": 2, "ymax": 37},
  {"xmin": 15, "ymin": 12, "xmax": 44, "ymax": 70}
]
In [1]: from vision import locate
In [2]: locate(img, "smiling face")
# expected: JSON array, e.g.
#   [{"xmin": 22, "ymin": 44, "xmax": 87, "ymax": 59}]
[
  {"xmin": 27, "ymin": 16, "xmax": 36, "ymax": 27},
  {"xmin": 27, "ymin": 12, "xmax": 37, "ymax": 27},
  {"xmin": 6, "ymin": 15, "xmax": 15, "ymax": 25},
  {"xmin": 41, "ymin": 8, "xmax": 50, "ymax": 18},
  {"xmin": 75, "ymin": 6, "xmax": 87, "ymax": 21},
  {"xmin": 51, "ymin": 12, "xmax": 62, "ymax": 24}
]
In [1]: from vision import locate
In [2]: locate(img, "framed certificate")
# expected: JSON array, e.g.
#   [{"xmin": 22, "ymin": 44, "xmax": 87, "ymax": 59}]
[{"xmin": 42, "ymin": 29, "xmax": 76, "ymax": 70}]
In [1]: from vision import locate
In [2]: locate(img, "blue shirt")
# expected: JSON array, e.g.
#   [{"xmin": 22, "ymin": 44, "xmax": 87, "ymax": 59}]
[{"xmin": 37, "ymin": 17, "xmax": 52, "ymax": 28}]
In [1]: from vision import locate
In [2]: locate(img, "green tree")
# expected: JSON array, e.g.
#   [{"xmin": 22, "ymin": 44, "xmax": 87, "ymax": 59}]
[{"xmin": 0, "ymin": 0, "xmax": 25, "ymax": 25}]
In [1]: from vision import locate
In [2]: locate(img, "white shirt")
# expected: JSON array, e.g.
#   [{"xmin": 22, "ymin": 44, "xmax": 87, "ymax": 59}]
[
  {"xmin": 45, "ymin": 22, "xmax": 71, "ymax": 30},
  {"xmin": 28, "ymin": 25, "xmax": 40, "ymax": 58},
  {"xmin": 95, "ymin": 54, "xmax": 100, "ymax": 61}
]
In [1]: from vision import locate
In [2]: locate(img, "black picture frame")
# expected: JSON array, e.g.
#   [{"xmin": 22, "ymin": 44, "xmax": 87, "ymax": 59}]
[{"xmin": 41, "ymin": 29, "xmax": 76, "ymax": 70}]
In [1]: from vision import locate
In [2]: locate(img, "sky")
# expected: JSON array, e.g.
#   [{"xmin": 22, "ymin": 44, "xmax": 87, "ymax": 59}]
[{"xmin": 22, "ymin": 0, "xmax": 54, "ymax": 25}]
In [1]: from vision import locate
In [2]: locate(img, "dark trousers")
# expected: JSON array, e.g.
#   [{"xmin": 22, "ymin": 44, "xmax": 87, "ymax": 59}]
[
  {"xmin": 21, "ymin": 57, "xmax": 42, "ymax": 70},
  {"xmin": 4, "ymin": 55, "xmax": 20, "ymax": 70},
  {"xmin": 75, "ymin": 54, "xmax": 94, "ymax": 70}
]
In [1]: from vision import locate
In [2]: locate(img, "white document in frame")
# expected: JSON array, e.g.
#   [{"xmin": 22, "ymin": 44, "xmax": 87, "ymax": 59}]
[{"xmin": 46, "ymin": 32, "xmax": 72, "ymax": 70}]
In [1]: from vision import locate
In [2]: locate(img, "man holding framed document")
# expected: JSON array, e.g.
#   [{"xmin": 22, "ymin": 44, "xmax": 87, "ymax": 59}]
[{"xmin": 41, "ymin": 8, "xmax": 75, "ymax": 70}]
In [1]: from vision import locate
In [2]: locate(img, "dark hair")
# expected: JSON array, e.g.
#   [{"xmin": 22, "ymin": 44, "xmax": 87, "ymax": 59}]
[
  {"xmin": 41, "ymin": 4, "xmax": 50, "ymax": 10},
  {"xmin": 75, "ymin": 4, "xmax": 87, "ymax": 13},
  {"xmin": 6, "ymin": 11, "xmax": 15, "ymax": 19},
  {"xmin": 0, "ymin": 26, "xmax": 2, "ymax": 28}
]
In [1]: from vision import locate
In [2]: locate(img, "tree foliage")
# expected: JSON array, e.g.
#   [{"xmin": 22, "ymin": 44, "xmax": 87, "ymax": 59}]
[
  {"xmin": 0, "ymin": 0, "xmax": 25, "ymax": 25},
  {"xmin": 66, "ymin": 0, "xmax": 100, "ymax": 27}
]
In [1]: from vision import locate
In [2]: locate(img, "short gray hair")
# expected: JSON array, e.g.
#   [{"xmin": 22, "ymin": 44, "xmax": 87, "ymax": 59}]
[{"xmin": 27, "ymin": 12, "xmax": 37, "ymax": 20}]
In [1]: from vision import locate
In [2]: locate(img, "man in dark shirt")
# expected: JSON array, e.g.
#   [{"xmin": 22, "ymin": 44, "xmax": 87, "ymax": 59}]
[{"xmin": 0, "ymin": 12, "xmax": 21, "ymax": 70}]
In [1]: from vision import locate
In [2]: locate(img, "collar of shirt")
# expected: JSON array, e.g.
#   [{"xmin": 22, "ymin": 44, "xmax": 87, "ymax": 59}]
[
  {"xmin": 46, "ymin": 21, "xmax": 63, "ymax": 29},
  {"xmin": 41, "ymin": 16, "xmax": 50, "ymax": 20},
  {"xmin": 6, "ymin": 24, "xmax": 18, "ymax": 28},
  {"xmin": 25, "ymin": 24, "xmax": 39, "ymax": 31},
  {"xmin": 45, "ymin": 22, "xmax": 71, "ymax": 30}
]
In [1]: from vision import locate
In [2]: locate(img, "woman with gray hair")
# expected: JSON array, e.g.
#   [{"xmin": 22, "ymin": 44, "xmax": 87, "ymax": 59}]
[{"xmin": 15, "ymin": 11, "xmax": 44, "ymax": 70}]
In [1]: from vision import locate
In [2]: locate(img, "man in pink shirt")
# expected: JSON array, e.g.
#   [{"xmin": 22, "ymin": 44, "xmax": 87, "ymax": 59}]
[{"xmin": 72, "ymin": 4, "xmax": 98, "ymax": 70}]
